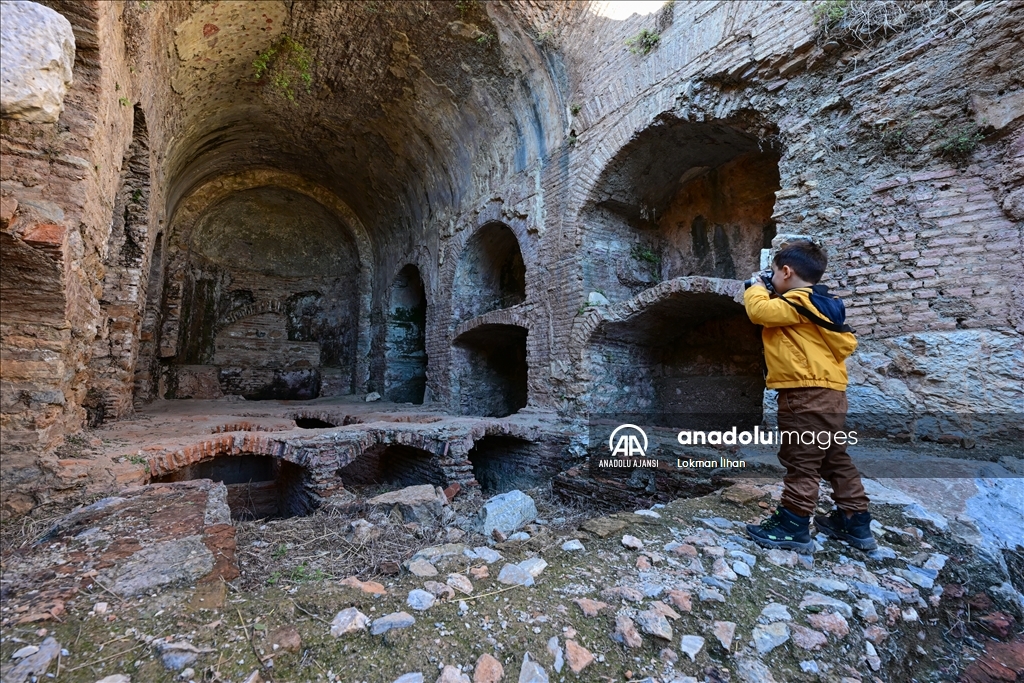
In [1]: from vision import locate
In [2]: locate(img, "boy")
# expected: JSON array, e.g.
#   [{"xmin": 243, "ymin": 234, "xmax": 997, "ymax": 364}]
[{"xmin": 743, "ymin": 239, "xmax": 876, "ymax": 553}]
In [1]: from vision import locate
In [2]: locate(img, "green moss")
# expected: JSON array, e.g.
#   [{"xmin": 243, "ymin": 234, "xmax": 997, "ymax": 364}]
[
  {"xmin": 937, "ymin": 124, "xmax": 984, "ymax": 163},
  {"xmin": 812, "ymin": 0, "xmax": 848, "ymax": 26},
  {"xmin": 626, "ymin": 29, "xmax": 660, "ymax": 55},
  {"xmin": 253, "ymin": 35, "xmax": 314, "ymax": 104}
]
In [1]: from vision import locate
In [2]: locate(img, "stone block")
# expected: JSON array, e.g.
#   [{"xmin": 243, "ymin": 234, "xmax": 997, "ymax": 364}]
[
  {"xmin": 475, "ymin": 489, "xmax": 537, "ymax": 537},
  {"xmin": 0, "ymin": 1, "xmax": 75, "ymax": 123}
]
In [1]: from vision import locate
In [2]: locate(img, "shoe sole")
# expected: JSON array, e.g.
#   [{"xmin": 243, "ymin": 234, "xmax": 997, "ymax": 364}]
[
  {"xmin": 814, "ymin": 518, "xmax": 878, "ymax": 551},
  {"xmin": 745, "ymin": 525, "xmax": 815, "ymax": 554}
]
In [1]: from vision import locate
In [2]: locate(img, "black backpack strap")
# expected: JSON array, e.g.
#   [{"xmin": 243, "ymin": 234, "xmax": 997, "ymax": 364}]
[{"xmin": 778, "ymin": 294, "xmax": 854, "ymax": 333}]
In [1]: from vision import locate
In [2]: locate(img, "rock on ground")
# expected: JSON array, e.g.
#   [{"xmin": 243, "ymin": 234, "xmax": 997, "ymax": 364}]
[
  {"xmin": 340, "ymin": 576, "xmax": 386, "ymax": 595},
  {"xmin": 2, "ymin": 637, "xmax": 60, "ymax": 683},
  {"xmin": 407, "ymin": 589, "xmax": 436, "ymax": 611},
  {"xmin": 547, "ymin": 636, "xmax": 564, "ymax": 673},
  {"xmin": 807, "ymin": 611, "xmax": 850, "ymax": 637},
  {"xmin": 790, "ymin": 624, "xmax": 828, "ymax": 650},
  {"xmin": 736, "ymin": 656, "xmax": 780, "ymax": 683},
  {"xmin": 497, "ymin": 563, "xmax": 534, "ymax": 587},
  {"xmin": 447, "ymin": 573, "xmax": 473, "ymax": 594},
  {"xmin": 409, "ymin": 558, "xmax": 439, "ymax": 577},
  {"xmin": 518, "ymin": 557, "xmax": 548, "ymax": 577},
  {"xmin": 564, "ymin": 640, "xmax": 594, "ymax": 674},
  {"xmin": 573, "ymin": 598, "xmax": 608, "ymax": 617},
  {"xmin": 395, "ymin": 674, "xmax": 425, "ymax": 683},
  {"xmin": 613, "ymin": 615, "xmax": 643, "ymax": 648},
  {"xmin": 371, "ymin": 611, "xmax": 416, "ymax": 636},
  {"xmin": 621, "ymin": 534, "xmax": 644, "ymax": 549},
  {"xmin": 437, "ymin": 665, "xmax": 471, "ymax": 683},
  {"xmin": 759, "ymin": 603, "xmax": 792, "ymax": 623},
  {"xmin": 473, "ymin": 653, "xmax": 503, "ymax": 683},
  {"xmin": 799, "ymin": 591, "xmax": 853, "ymax": 617},
  {"xmin": 368, "ymin": 484, "xmax": 448, "ymax": 523},
  {"xmin": 476, "ymin": 490, "xmax": 537, "ymax": 538},
  {"xmin": 713, "ymin": 620, "xmax": 736, "ymax": 650},
  {"xmin": 752, "ymin": 622, "xmax": 790, "ymax": 654},
  {"xmin": 679, "ymin": 635, "xmax": 705, "ymax": 662},
  {"xmin": 518, "ymin": 653, "xmax": 548, "ymax": 683},
  {"xmin": 635, "ymin": 609, "xmax": 673, "ymax": 640},
  {"xmin": 331, "ymin": 607, "xmax": 369, "ymax": 637}
]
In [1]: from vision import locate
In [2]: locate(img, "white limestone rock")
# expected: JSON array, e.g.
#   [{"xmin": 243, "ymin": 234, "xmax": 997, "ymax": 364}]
[
  {"xmin": 0, "ymin": 1, "xmax": 75, "ymax": 123},
  {"xmin": 476, "ymin": 490, "xmax": 537, "ymax": 537}
]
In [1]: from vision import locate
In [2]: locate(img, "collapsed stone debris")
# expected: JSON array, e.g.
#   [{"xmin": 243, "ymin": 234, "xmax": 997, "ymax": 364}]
[{"xmin": 1, "ymin": 1, "xmax": 1022, "ymax": 682}]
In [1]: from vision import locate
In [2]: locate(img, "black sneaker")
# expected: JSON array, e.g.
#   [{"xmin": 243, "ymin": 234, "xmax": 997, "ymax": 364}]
[
  {"xmin": 746, "ymin": 507, "xmax": 815, "ymax": 553},
  {"xmin": 814, "ymin": 509, "xmax": 878, "ymax": 551}
]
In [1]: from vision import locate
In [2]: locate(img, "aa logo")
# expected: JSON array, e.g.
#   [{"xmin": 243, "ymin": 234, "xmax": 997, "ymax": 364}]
[{"xmin": 608, "ymin": 424, "xmax": 648, "ymax": 458}]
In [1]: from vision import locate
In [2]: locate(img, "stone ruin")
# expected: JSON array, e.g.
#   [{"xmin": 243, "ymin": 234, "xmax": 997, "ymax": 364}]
[
  {"xmin": 0, "ymin": 1, "xmax": 1022, "ymax": 679},
  {"xmin": 1, "ymin": 0, "xmax": 1020, "ymax": 518}
]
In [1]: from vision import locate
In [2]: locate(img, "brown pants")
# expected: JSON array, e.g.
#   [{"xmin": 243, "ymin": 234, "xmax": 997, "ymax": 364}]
[{"xmin": 776, "ymin": 387, "xmax": 870, "ymax": 517}]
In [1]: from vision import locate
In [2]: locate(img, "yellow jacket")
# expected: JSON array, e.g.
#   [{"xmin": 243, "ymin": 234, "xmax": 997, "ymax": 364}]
[{"xmin": 744, "ymin": 286, "xmax": 858, "ymax": 391}]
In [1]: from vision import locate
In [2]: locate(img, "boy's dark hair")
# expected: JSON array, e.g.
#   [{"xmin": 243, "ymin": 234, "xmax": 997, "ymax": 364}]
[{"xmin": 773, "ymin": 240, "xmax": 827, "ymax": 283}]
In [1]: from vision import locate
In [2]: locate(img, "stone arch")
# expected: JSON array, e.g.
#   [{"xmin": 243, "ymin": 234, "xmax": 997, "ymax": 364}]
[
  {"xmin": 570, "ymin": 276, "xmax": 764, "ymax": 423},
  {"xmin": 431, "ymin": 203, "xmax": 545, "ymax": 411},
  {"xmin": 336, "ymin": 443, "xmax": 445, "ymax": 488},
  {"xmin": 156, "ymin": 171, "xmax": 373, "ymax": 398},
  {"xmin": 452, "ymin": 221, "xmax": 527, "ymax": 324},
  {"xmin": 384, "ymin": 264, "xmax": 428, "ymax": 404},
  {"xmin": 149, "ymin": 437, "xmax": 315, "ymax": 520},
  {"xmin": 577, "ymin": 109, "xmax": 781, "ymax": 303}
]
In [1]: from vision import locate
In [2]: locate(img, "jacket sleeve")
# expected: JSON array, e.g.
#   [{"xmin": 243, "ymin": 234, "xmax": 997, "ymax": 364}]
[{"xmin": 744, "ymin": 286, "xmax": 805, "ymax": 327}]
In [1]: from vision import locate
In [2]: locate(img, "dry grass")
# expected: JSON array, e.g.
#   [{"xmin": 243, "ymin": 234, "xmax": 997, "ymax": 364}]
[
  {"xmin": 816, "ymin": 0, "xmax": 958, "ymax": 47},
  {"xmin": 0, "ymin": 494, "xmax": 107, "ymax": 557},
  {"xmin": 233, "ymin": 483, "xmax": 605, "ymax": 591}
]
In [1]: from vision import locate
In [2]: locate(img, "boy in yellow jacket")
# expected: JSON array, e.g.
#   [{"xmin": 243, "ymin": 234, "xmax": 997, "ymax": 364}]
[{"xmin": 743, "ymin": 240, "xmax": 876, "ymax": 553}]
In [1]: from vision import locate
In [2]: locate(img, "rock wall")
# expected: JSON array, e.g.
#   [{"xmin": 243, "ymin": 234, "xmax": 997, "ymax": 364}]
[{"xmin": 1, "ymin": 0, "xmax": 1021, "ymax": 508}]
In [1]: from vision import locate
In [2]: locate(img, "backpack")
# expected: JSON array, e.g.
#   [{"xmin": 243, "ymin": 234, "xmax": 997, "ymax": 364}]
[{"xmin": 778, "ymin": 285, "xmax": 855, "ymax": 334}]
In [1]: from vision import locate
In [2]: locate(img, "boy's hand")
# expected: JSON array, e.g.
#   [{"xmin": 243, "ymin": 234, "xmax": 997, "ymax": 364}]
[{"xmin": 749, "ymin": 271, "xmax": 766, "ymax": 288}]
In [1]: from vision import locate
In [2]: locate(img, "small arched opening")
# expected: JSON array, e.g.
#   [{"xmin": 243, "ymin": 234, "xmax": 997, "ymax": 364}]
[
  {"xmin": 336, "ymin": 444, "xmax": 445, "ymax": 489},
  {"xmin": 452, "ymin": 222, "xmax": 526, "ymax": 322},
  {"xmin": 585, "ymin": 285, "xmax": 764, "ymax": 422},
  {"xmin": 384, "ymin": 265, "xmax": 427, "ymax": 404},
  {"xmin": 152, "ymin": 454, "xmax": 315, "ymax": 520},
  {"xmin": 583, "ymin": 114, "xmax": 780, "ymax": 301},
  {"xmin": 468, "ymin": 435, "xmax": 559, "ymax": 495}
]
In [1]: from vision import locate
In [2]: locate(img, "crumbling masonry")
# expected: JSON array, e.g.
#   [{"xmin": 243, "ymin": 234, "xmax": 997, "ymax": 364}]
[{"xmin": 1, "ymin": 0, "xmax": 1021, "ymax": 516}]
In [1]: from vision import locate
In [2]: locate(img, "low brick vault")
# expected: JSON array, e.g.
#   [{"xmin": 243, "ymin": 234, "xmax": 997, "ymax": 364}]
[{"xmin": 2, "ymin": 0, "xmax": 1022, "ymax": 515}]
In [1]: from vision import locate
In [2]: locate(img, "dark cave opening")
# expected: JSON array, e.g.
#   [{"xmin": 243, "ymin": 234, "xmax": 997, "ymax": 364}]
[{"xmin": 152, "ymin": 453, "xmax": 315, "ymax": 520}]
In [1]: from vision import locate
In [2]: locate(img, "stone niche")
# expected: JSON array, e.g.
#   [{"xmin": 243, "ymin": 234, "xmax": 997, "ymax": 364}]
[
  {"xmin": 452, "ymin": 222, "xmax": 526, "ymax": 323},
  {"xmin": 585, "ymin": 282, "xmax": 765, "ymax": 425},
  {"xmin": 384, "ymin": 265, "xmax": 428, "ymax": 404},
  {"xmin": 335, "ymin": 444, "xmax": 445, "ymax": 488},
  {"xmin": 452, "ymin": 324, "xmax": 528, "ymax": 418},
  {"xmin": 467, "ymin": 435, "xmax": 565, "ymax": 495},
  {"xmin": 166, "ymin": 186, "xmax": 360, "ymax": 400},
  {"xmin": 583, "ymin": 115, "xmax": 780, "ymax": 301}
]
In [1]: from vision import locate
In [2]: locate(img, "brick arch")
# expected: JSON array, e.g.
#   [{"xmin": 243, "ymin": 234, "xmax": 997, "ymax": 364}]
[
  {"xmin": 568, "ymin": 276, "xmax": 745, "ymax": 358},
  {"xmin": 432, "ymin": 200, "xmax": 549, "ymax": 410},
  {"xmin": 159, "ymin": 170, "xmax": 373, "ymax": 391},
  {"xmin": 217, "ymin": 299, "xmax": 288, "ymax": 331},
  {"xmin": 568, "ymin": 85, "xmax": 780, "ymax": 248}
]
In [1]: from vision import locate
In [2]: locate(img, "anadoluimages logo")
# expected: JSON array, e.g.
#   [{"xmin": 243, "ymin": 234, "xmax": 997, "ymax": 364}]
[{"xmin": 608, "ymin": 424, "xmax": 648, "ymax": 458}]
